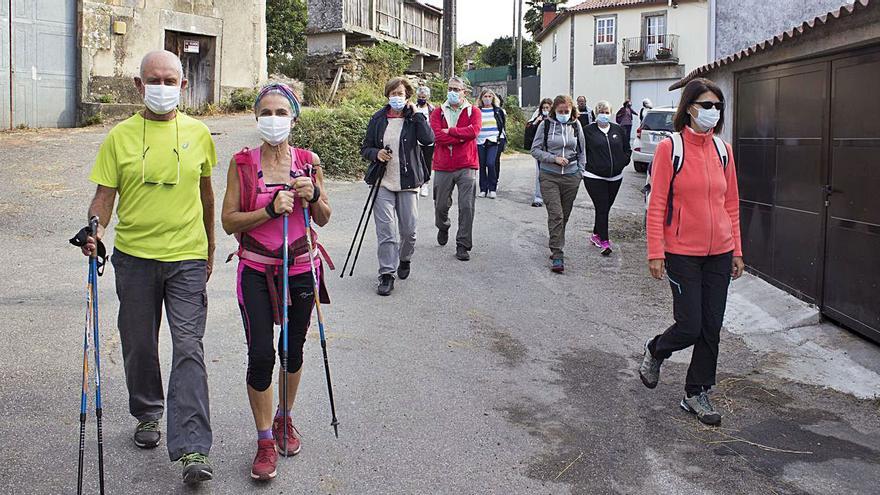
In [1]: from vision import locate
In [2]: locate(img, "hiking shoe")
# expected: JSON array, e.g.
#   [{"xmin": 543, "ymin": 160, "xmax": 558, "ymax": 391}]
[
  {"xmin": 455, "ymin": 246, "xmax": 470, "ymax": 261},
  {"xmin": 488, "ymin": 191, "xmax": 497, "ymax": 199},
  {"xmin": 681, "ymin": 392, "xmax": 722, "ymax": 426},
  {"xmin": 638, "ymin": 339, "xmax": 662, "ymax": 389},
  {"xmin": 437, "ymin": 229, "xmax": 449, "ymax": 246},
  {"xmin": 478, "ymin": 191, "xmax": 487, "ymax": 198},
  {"xmin": 397, "ymin": 261, "xmax": 411, "ymax": 280},
  {"xmin": 180, "ymin": 453, "xmax": 213, "ymax": 484},
  {"xmin": 250, "ymin": 439, "xmax": 278, "ymax": 480},
  {"xmin": 600, "ymin": 240, "xmax": 613, "ymax": 256},
  {"xmin": 419, "ymin": 183, "xmax": 430, "ymax": 197},
  {"xmin": 590, "ymin": 234, "xmax": 602, "ymax": 248},
  {"xmin": 551, "ymin": 258, "xmax": 564, "ymax": 273},
  {"xmin": 531, "ymin": 201, "xmax": 544, "ymax": 208},
  {"xmin": 134, "ymin": 420, "xmax": 160, "ymax": 449},
  {"xmin": 377, "ymin": 274, "xmax": 395, "ymax": 296},
  {"xmin": 272, "ymin": 415, "xmax": 302, "ymax": 456}
]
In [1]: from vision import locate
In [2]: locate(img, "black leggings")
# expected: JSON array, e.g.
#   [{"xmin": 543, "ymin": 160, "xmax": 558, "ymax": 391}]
[
  {"xmin": 583, "ymin": 177, "xmax": 623, "ymax": 241},
  {"xmin": 238, "ymin": 266, "xmax": 314, "ymax": 392}
]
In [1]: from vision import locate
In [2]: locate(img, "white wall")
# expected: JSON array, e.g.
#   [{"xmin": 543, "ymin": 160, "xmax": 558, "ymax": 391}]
[{"xmin": 541, "ymin": 1, "xmax": 708, "ymax": 113}]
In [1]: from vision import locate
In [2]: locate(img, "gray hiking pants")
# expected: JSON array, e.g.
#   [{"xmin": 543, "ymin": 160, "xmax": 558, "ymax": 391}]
[
  {"xmin": 433, "ymin": 168, "xmax": 477, "ymax": 250},
  {"xmin": 539, "ymin": 171, "xmax": 581, "ymax": 260},
  {"xmin": 111, "ymin": 249, "xmax": 212, "ymax": 461},
  {"xmin": 373, "ymin": 186, "xmax": 419, "ymax": 277}
]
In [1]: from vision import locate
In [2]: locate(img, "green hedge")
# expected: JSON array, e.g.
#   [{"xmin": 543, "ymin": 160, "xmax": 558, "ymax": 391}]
[{"xmin": 291, "ymin": 106, "xmax": 373, "ymax": 179}]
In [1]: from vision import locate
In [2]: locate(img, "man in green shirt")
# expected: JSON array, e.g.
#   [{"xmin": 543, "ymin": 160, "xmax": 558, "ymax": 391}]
[{"xmin": 80, "ymin": 50, "xmax": 216, "ymax": 484}]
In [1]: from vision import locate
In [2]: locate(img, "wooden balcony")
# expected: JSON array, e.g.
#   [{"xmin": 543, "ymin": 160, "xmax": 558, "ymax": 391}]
[{"xmin": 343, "ymin": 0, "xmax": 442, "ymax": 55}]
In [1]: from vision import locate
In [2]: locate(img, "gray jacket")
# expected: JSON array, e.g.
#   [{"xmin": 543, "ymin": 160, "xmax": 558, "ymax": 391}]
[{"xmin": 530, "ymin": 119, "xmax": 586, "ymax": 175}]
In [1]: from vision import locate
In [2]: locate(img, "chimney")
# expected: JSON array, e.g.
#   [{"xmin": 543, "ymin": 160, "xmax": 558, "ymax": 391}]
[{"xmin": 542, "ymin": 3, "xmax": 558, "ymax": 29}]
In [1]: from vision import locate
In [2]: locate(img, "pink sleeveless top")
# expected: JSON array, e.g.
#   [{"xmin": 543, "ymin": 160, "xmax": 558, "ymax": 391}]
[{"xmin": 239, "ymin": 147, "xmax": 321, "ymax": 277}]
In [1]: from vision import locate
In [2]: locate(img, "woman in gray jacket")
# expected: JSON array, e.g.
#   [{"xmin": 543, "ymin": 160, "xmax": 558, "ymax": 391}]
[{"xmin": 530, "ymin": 95, "xmax": 586, "ymax": 273}]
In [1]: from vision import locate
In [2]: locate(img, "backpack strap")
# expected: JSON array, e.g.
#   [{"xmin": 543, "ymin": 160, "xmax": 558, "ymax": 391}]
[
  {"xmin": 542, "ymin": 121, "xmax": 551, "ymax": 152},
  {"xmin": 665, "ymin": 133, "xmax": 685, "ymax": 226},
  {"xmin": 712, "ymin": 135, "xmax": 729, "ymax": 170}
]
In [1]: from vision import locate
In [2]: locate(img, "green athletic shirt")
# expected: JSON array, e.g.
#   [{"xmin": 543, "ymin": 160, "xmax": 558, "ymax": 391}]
[{"xmin": 89, "ymin": 112, "xmax": 217, "ymax": 262}]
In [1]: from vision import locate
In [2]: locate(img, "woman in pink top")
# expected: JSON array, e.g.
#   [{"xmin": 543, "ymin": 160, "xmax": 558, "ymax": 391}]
[
  {"xmin": 638, "ymin": 78, "xmax": 745, "ymax": 427},
  {"xmin": 220, "ymin": 84, "xmax": 332, "ymax": 481}
]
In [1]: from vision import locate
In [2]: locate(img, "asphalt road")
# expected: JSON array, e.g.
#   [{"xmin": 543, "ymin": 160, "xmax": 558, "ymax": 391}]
[{"xmin": 1, "ymin": 114, "xmax": 878, "ymax": 495}]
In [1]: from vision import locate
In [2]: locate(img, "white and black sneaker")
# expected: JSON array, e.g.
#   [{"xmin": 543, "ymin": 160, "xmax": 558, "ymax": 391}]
[
  {"xmin": 681, "ymin": 392, "xmax": 722, "ymax": 426},
  {"xmin": 638, "ymin": 339, "xmax": 662, "ymax": 389},
  {"xmin": 134, "ymin": 420, "xmax": 161, "ymax": 449}
]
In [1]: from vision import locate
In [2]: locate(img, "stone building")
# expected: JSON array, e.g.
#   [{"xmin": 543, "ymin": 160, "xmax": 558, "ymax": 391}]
[
  {"xmin": 306, "ymin": 0, "xmax": 443, "ymax": 88},
  {"xmin": 1, "ymin": 0, "xmax": 267, "ymax": 128}
]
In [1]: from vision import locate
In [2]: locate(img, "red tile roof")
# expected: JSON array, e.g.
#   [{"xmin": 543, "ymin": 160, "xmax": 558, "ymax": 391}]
[{"xmin": 671, "ymin": 0, "xmax": 874, "ymax": 89}]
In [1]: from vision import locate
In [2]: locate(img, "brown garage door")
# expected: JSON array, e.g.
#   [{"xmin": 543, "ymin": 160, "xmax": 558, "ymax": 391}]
[{"xmin": 735, "ymin": 46, "xmax": 880, "ymax": 342}]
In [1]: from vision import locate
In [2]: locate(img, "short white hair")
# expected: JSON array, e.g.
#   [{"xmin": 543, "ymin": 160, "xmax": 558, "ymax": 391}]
[
  {"xmin": 595, "ymin": 100, "xmax": 612, "ymax": 114},
  {"xmin": 417, "ymin": 86, "xmax": 431, "ymax": 97},
  {"xmin": 642, "ymin": 98, "xmax": 653, "ymax": 107},
  {"xmin": 139, "ymin": 50, "xmax": 184, "ymax": 82},
  {"xmin": 448, "ymin": 76, "xmax": 467, "ymax": 88}
]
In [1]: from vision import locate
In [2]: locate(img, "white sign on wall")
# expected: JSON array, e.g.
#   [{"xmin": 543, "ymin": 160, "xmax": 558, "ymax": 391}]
[{"xmin": 184, "ymin": 40, "xmax": 199, "ymax": 53}]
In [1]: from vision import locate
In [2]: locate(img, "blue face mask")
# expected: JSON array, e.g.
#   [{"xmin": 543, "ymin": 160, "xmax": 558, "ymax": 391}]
[
  {"xmin": 447, "ymin": 91, "xmax": 461, "ymax": 105},
  {"xmin": 597, "ymin": 113, "xmax": 611, "ymax": 125},
  {"xmin": 389, "ymin": 96, "xmax": 406, "ymax": 111},
  {"xmin": 556, "ymin": 113, "xmax": 570, "ymax": 124}
]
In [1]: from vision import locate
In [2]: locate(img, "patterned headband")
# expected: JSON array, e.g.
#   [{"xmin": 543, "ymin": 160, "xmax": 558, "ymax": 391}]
[{"xmin": 254, "ymin": 83, "xmax": 301, "ymax": 118}]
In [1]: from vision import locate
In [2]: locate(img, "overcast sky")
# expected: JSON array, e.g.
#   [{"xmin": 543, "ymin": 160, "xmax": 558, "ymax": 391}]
[{"xmin": 424, "ymin": 0, "xmax": 527, "ymax": 45}]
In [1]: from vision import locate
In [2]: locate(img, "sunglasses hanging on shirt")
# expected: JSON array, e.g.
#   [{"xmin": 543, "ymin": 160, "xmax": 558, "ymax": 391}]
[{"xmin": 141, "ymin": 117, "xmax": 181, "ymax": 186}]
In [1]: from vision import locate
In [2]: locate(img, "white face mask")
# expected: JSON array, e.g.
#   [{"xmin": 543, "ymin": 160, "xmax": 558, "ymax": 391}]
[
  {"xmin": 692, "ymin": 107, "xmax": 721, "ymax": 131},
  {"xmin": 257, "ymin": 116, "xmax": 292, "ymax": 146},
  {"xmin": 482, "ymin": 97, "xmax": 494, "ymax": 107},
  {"xmin": 144, "ymin": 84, "xmax": 180, "ymax": 115},
  {"xmin": 541, "ymin": 109, "xmax": 549, "ymax": 117}
]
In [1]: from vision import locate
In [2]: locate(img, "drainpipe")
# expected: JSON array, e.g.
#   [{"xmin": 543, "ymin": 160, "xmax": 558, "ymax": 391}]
[{"xmin": 708, "ymin": 0, "xmax": 717, "ymax": 61}]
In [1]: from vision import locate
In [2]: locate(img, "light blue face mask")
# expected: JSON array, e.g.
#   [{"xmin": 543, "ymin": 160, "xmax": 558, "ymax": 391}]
[
  {"xmin": 597, "ymin": 113, "xmax": 611, "ymax": 125},
  {"xmin": 556, "ymin": 113, "xmax": 570, "ymax": 124},
  {"xmin": 389, "ymin": 96, "xmax": 406, "ymax": 111},
  {"xmin": 447, "ymin": 91, "xmax": 461, "ymax": 105}
]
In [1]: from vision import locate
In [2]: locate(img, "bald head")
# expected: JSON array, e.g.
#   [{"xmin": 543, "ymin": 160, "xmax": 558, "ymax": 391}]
[{"xmin": 139, "ymin": 50, "xmax": 184, "ymax": 83}]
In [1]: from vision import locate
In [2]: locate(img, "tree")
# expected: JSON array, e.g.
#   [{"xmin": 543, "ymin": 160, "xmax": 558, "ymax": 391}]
[
  {"xmin": 480, "ymin": 36, "xmax": 540, "ymax": 68},
  {"xmin": 524, "ymin": 0, "xmax": 568, "ymax": 39},
  {"xmin": 266, "ymin": 0, "xmax": 308, "ymax": 77}
]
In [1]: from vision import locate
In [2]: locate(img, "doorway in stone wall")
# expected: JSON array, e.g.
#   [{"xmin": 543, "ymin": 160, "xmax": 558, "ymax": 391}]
[{"xmin": 164, "ymin": 31, "xmax": 216, "ymax": 111}]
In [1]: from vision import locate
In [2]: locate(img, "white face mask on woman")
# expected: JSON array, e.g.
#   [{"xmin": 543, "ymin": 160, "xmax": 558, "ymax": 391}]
[
  {"xmin": 482, "ymin": 97, "xmax": 494, "ymax": 107},
  {"xmin": 692, "ymin": 107, "xmax": 721, "ymax": 131},
  {"xmin": 257, "ymin": 116, "xmax": 292, "ymax": 146},
  {"xmin": 144, "ymin": 84, "xmax": 180, "ymax": 115},
  {"xmin": 389, "ymin": 96, "xmax": 406, "ymax": 111}
]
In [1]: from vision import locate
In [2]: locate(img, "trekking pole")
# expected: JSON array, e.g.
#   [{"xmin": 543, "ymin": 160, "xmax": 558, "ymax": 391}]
[
  {"xmin": 339, "ymin": 180, "xmax": 379, "ymax": 278},
  {"xmin": 88, "ymin": 216, "xmax": 106, "ymax": 494},
  {"xmin": 281, "ymin": 209, "xmax": 290, "ymax": 455},
  {"xmin": 301, "ymin": 191, "xmax": 340, "ymax": 438},
  {"xmin": 76, "ymin": 264, "xmax": 90, "ymax": 495},
  {"xmin": 348, "ymin": 164, "xmax": 387, "ymax": 277}
]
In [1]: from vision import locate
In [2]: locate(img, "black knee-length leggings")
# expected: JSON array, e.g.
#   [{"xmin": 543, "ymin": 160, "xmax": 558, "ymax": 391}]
[{"xmin": 237, "ymin": 265, "xmax": 314, "ymax": 392}]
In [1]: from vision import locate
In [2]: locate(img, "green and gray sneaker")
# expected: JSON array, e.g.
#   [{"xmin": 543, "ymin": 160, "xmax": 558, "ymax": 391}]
[
  {"xmin": 180, "ymin": 453, "xmax": 213, "ymax": 484},
  {"xmin": 638, "ymin": 339, "xmax": 662, "ymax": 389},
  {"xmin": 680, "ymin": 392, "xmax": 722, "ymax": 426},
  {"xmin": 134, "ymin": 420, "xmax": 160, "ymax": 449}
]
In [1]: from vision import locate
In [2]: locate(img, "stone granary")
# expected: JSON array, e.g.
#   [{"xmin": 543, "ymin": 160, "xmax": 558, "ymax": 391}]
[
  {"xmin": 306, "ymin": 0, "xmax": 443, "ymax": 88},
  {"xmin": 1, "ymin": 0, "xmax": 267, "ymax": 128}
]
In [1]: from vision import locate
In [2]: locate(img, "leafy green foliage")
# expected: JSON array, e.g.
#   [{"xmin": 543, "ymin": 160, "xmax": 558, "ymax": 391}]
[
  {"xmin": 362, "ymin": 42, "xmax": 414, "ymax": 82},
  {"xmin": 291, "ymin": 107, "xmax": 374, "ymax": 178},
  {"xmin": 266, "ymin": 0, "xmax": 308, "ymax": 78},
  {"xmin": 481, "ymin": 36, "xmax": 540, "ymax": 68},
  {"xmin": 524, "ymin": 0, "xmax": 567, "ymax": 39},
  {"xmin": 226, "ymin": 87, "xmax": 260, "ymax": 112}
]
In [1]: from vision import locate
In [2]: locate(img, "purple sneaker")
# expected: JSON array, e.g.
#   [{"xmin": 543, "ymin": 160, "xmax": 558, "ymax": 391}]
[
  {"xmin": 600, "ymin": 240, "xmax": 613, "ymax": 256},
  {"xmin": 590, "ymin": 234, "xmax": 602, "ymax": 248}
]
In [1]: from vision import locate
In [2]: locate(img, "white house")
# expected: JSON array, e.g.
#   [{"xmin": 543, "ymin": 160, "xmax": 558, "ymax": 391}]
[{"xmin": 536, "ymin": 0, "xmax": 709, "ymax": 116}]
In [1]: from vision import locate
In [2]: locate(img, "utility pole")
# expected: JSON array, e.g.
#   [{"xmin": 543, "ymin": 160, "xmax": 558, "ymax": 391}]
[
  {"xmin": 442, "ymin": 0, "xmax": 456, "ymax": 78},
  {"xmin": 516, "ymin": 0, "xmax": 523, "ymax": 106}
]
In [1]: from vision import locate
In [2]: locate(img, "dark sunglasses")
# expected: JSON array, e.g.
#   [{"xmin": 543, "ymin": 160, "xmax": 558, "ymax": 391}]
[
  {"xmin": 447, "ymin": 87, "xmax": 464, "ymax": 92},
  {"xmin": 694, "ymin": 101, "xmax": 724, "ymax": 111}
]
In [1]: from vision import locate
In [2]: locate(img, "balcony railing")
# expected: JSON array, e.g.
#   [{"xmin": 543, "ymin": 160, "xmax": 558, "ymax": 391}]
[
  {"xmin": 621, "ymin": 34, "xmax": 679, "ymax": 64},
  {"xmin": 343, "ymin": 0, "xmax": 442, "ymax": 53}
]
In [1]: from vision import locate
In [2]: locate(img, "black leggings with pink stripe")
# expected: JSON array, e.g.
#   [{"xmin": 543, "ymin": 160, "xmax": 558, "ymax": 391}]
[{"xmin": 238, "ymin": 265, "xmax": 314, "ymax": 391}]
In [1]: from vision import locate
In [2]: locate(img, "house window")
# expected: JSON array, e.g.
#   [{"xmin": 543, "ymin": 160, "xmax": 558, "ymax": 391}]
[
  {"xmin": 552, "ymin": 32, "xmax": 558, "ymax": 61},
  {"xmin": 596, "ymin": 16, "xmax": 615, "ymax": 45},
  {"xmin": 645, "ymin": 14, "xmax": 666, "ymax": 46}
]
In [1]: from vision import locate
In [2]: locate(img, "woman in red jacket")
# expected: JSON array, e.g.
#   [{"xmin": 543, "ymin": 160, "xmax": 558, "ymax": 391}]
[{"xmin": 638, "ymin": 78, "xmax": 745, "ymax": 426}]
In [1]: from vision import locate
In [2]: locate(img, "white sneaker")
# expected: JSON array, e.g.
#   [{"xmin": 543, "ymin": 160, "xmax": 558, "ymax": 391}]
[
  {"xmin": 488, "ymin": 191, "xmax": 497, "ymax": 199},
  {"xmin": 479, "ymin": 191, "xmax": 487, "ymax": 198},
  {"xmin": 419, "ymin": 184, "xmax": 430, "ymax": 197}
]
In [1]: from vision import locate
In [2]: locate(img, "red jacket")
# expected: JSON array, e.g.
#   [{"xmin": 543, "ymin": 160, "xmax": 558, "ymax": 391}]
[
  {"xmin": 646, "ymin": 126, "xmax": 742, "ymax": 260},
  {"xmin": 430, "ymin": 102, "xmax": 482, "ymax": 171}
]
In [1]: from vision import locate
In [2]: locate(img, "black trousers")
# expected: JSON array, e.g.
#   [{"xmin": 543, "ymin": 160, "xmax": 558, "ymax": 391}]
[
  {"xmin": 421, "ymin": 145, "xmax": 434, "ymax": 181},
  {"xmin": 649, "ymin": 252, "xmax": 733, "ymax": 395},
  {"xmin": 583, "ymin": 177, "xmax": 623, "ymax": 241}
]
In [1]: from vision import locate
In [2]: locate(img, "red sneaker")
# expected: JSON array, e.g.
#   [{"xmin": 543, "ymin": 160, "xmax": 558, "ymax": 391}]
[
  {"xmin": 272, "ymin": 416, "xmax": 302, "ymax": 456},
  {"xmin": 250, "ymin": 439, "xmax": 278, "ymax": 480}
]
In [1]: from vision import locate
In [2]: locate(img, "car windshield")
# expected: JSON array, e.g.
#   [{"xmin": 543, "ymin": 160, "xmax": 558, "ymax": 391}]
[{"xmin": 642, "ymin": 111, "xmax": 674, "ymax": 131}]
